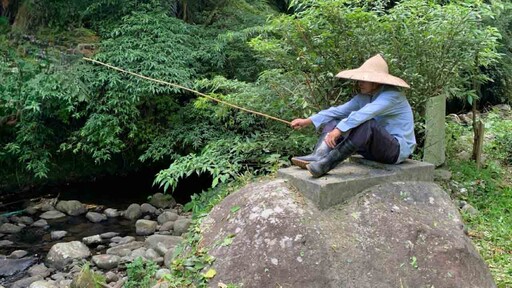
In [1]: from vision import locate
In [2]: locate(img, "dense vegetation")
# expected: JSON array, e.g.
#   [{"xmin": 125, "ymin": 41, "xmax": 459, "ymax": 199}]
[{"xmin": 1, "ymin": 0, "xmax": 512, "ymax": 286}]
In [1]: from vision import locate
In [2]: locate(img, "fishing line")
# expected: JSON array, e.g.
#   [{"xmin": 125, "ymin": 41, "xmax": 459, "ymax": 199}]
[{"xmin": 82, "ymin": 57, "xmax": 291, "ymax": 125}]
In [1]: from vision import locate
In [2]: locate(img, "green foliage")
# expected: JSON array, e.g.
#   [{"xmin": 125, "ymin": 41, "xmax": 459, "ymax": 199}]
[
  {"xmin": 482, "ymin": 112, "xmax": 512, "ymax": 165},
  {"xmin": 445, "ymin": 111, "xmax": 512, "ymax": 286},
  {"xmin": 481, "ymin": 0, "xmax": 512, "ymax": 105},
  {"xmin": 125, "ymin": 257, "xmax": 159, "ymax": 288},
  {"xmin": 252, "ymin": 0, "xmax": 501, "ymax": 144},
  {"xmin": 71, "ymin": 263, "xmax": 106, "ymax": 288}
]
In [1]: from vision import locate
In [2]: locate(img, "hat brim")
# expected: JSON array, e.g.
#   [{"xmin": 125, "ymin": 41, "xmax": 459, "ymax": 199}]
[{"xmin": 336, "ymin": 69, "xmax": 410, "ymax": 89}]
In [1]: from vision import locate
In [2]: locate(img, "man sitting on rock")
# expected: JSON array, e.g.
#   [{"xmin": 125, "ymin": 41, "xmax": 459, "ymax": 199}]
[{"xmin": 290, "ymin": 54, "xmax": 416, "ymax": 178}]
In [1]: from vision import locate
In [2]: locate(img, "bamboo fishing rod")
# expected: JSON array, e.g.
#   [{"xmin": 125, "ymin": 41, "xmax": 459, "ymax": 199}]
[{"xmin": 82, "ymin": 57, "xmax": 292, "ymax": 125}]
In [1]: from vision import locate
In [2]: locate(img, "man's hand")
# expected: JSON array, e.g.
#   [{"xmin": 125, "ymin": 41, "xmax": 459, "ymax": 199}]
[
  {"xmin": 290, "ymin": 118, "xmax": 313, "ymax": 130},
  {"xmin": 325, "ymin": 128, "xmax": 343, "ymax": 148}
]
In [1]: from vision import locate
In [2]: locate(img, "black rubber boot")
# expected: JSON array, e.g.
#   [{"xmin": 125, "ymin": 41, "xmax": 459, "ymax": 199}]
[
  {"xmin": 291, "ymin": 132, "xmax": 332, "ymax": 169},
  {"xmin": 306, "ymin": 139, "xmax": 358, "ymax": 178}
]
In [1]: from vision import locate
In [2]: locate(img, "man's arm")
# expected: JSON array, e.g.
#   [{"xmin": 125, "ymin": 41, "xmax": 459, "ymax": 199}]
[
  {"xmin": 336, "ymin": 91, "xmax": 399, "ymax": 133},
  {"xmin": 309, "ymin": 96, "xmax": 361, "ymax": 128}
]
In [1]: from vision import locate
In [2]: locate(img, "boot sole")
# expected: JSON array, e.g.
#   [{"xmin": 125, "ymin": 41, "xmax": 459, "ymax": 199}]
[
  {"xmin": 291, "ymin": 158, "xmax": 309, "ymax": 169},
  {"xmin": 306, "ymin": 164, "xmax": 324, "ymax": 178}
]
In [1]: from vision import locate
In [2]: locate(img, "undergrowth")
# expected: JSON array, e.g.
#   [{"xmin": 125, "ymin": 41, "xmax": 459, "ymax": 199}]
[{"xmin": 446, "ymin": 110, "xmax": 512, "ymax": 287}]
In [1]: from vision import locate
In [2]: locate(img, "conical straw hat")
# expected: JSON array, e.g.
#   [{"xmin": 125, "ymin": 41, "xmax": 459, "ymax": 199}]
[{"xmin": 335, "ymin": 54, "xmax": 410, "ymax": 88}]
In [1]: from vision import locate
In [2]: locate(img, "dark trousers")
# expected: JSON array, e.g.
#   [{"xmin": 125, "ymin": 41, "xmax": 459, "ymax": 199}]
[{"xmin": 322, "ymin": 119, "xmax": 400, "ymax": 164}]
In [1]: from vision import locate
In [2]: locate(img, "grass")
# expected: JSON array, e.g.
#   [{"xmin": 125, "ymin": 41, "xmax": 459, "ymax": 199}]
[
  {"xmin": 446, "ymin": 111, "xmax": 512, "ymax": 287},
  {"xmin": 447, "ymin": 160, "xmax": 512, "ymax": 287}
]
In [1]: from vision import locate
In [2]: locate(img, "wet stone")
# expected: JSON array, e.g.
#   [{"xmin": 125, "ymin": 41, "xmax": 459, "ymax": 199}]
[
  {"xmin": 0, "ymin": 223, "xmax": 23, "ymax": 234},
  {"xmin": 39, "ymin": 211, "xmax": 66, "ymax": 220},
  {"xmin": 0, "ymin": 239, "xmax": 13, "ymax": 247},
  {"xmin": 82, "ymin": 235, "xmax": 102, "ymax": 245},
  {"xmin": 32, "ymin": 219, "xmax": 48, "ymax": 228},
  {"xmin": 85, "ymin": 212, "xmax": 107, "ymax": 223},
  {"xmin": 9, "ymin": 250, "xmax": 28, "ymax": 259},
  {"xmin": 55, "ymin": 200, "xmax": 86, "ymax": 216},
  {"xmin": 141, "ymin": 203, "xmax": 157, "ymax": 214},
  {"xmin": 51, "ymin": 231, "xmax": 67, "ymax": 240},
  {"xmin": 104, "ymin": 208, "xmax": 120, "ymax": 218},
  {"xmin": 100, "ymin": 232, "xmax": 119, "ymax": 239},
  {"xmin": 11, "ymin": 216, "xmax": 34, "ymax": 225},
  {"xmin": 0, "ymin": 256, "xmax": 37, "ymax": 277},
  {"xmin": 124, "ymin": 204, "xmax": 142, "ymax": 220}
]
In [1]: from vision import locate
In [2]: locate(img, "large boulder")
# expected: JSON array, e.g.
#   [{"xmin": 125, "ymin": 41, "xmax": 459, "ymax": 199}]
[
  {"xmin": 200, "ymin": 179, "xmax": 496, "ymax": 288},
  {"xmin": 46, "ymin": 241, "xmax": 91, "ymax": 270}
]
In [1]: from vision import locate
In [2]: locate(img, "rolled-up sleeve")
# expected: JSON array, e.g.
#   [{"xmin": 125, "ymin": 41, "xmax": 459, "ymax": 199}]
[{"xmin": 309, "ymin": 97, "xmax": 360, "ymax": 129}]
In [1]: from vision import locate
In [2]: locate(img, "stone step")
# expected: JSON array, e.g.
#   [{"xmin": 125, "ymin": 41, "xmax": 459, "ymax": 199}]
[{"xmin": 278, "ymin": 155, "xmax": 435, "ymax": 210}]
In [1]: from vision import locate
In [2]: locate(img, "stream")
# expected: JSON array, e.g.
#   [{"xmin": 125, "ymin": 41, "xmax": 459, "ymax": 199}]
[{"xmin": 0, "ymin": 169, "xmax": 212, "ymax": 287}]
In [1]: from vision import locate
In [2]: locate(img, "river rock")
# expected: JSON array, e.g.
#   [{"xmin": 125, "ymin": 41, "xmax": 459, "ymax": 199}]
[
  {"xmin": 163, "ymin": 249, "xmax": 174, "ymax": 267},
  {"xmin": 156, "ymin": 268, "xmax": 170, "ymax": 280},
  {"xmin": 11, "ymin": 215, "xmax": 34, "ymax": 225},
  {"xmin": 28, "ymin": 263, "xmax": 51, "ymax": 278},
  {"xmin": 32, "ymin": 219, "xmax": 48, "ymax": 227},
  {"xmin": 106, "ymin": 241, "xmax": 144, "ymax": 256},
  {"xmin": 9, "ymin": 250, "xmax": 28, "ymax": 259},
  {"xmin": 46, "ymin": 241, "xmax": 91, "ymax": 270},
  {"xmin": 173, "ymin": 218, "xmax": 191, "ymax": 236},
  {"xmin": 11, "ymin": 275, "xmax": 44, "ymax": 288},
  {"xmin": 105, "ymin": 271, "xmax": 119, "ymax": 283},
  {"xmin": 51, "ymin": 231, "xmax": 67, "ymax": 240},
  {"xmin": 40, "ymin": 210, "xmax": 66, "ymax": 220},
  {"xmin": 136, "ymin": 219, "xmax": 157, "ymax": 235},
  {"xmin": 116, "ymin": 236, "xmax": 135, "ymax": 244},
  {"xmin": 144, "ymin": 235, "xmax": 182, "ymax": 255},
  {"xmin": 157, "ymin": 211, "xmax": 179, "ymax": 224},
  {"xmin": 0, "ymin": 223, "xmax": 23, "ymax": 234},
  {"xmin": 141, "ymin": 203, "xmax": 157, "ymax": 214},
  {"xmin": 149, "ymin": 193, "xmax": 176, "ymax": 209},
  {"xmin": 104, "ymin": 208, "xmax": 120, "ymax": 217},
  {"xmin": 100, "ymin": 232, "xmax": 119, "ymax": 239},
  {"xmin": 145, "ymin": 248, "xmax": 160, "ymax": 261},
  {"xmin": 200, "ymin": 179, "xmax": 496, "ymax": 288},
  {"xmin": 92, "ymin": 254, "xmax": 121, "ymax": 270},
  {"xmin": 55, "ymin": 200, "xmax": 86, "ymax": 216},
  {"xmin": 0, "ymin": 256, "xmax": 37, "ymax": 276},
  {"xmin": 159, "ymin": 221, "xmax": 174, "ymax": 232},
  {"xmin": 124, "ymin": 204, "xmax": 142, "ymax": 220},
  {"xmin": 85, "ymin": 211, "xmax": 107, "ymax": 223},
  {"xmin": 128, "ymin": 247, "xmax": 148, "ymax": 261},
  {"xmin": 83, "ymin": 234, "xmax": 103, "ymax": 245},
  {"xmin": 29, "ymin": 280, "xmax": 57, "ymax": 288},
  {"xmin": 0, "ymin": 240, "xmax": 13, "ymax": 247}
]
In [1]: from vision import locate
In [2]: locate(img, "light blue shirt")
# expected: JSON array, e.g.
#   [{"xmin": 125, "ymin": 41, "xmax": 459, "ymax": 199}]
[{"xmin": 309, "ymin": 85, "xmax": 416, "ymax": 163}]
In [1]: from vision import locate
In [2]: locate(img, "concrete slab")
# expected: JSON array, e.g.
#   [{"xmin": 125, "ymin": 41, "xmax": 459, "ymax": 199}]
[{"xmin": 278, "ymin": 155, "xmax": 435, "ymax": 210}]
